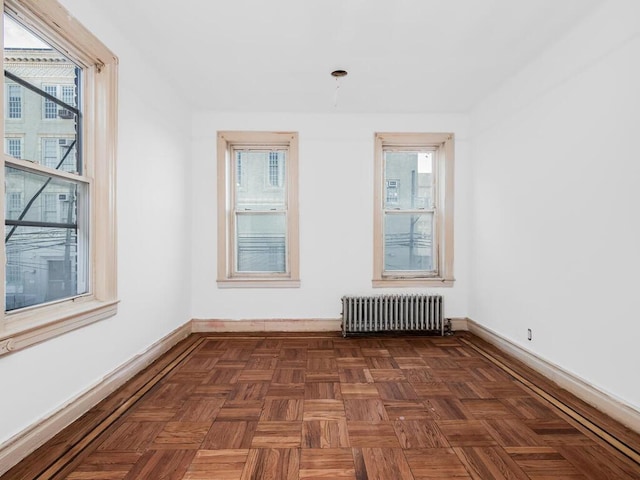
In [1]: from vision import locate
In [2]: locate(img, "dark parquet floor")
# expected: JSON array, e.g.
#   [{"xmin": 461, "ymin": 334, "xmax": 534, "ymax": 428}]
[{"xmin": 3, "ymin": 332, "xmax": 640, "ymax": 479}]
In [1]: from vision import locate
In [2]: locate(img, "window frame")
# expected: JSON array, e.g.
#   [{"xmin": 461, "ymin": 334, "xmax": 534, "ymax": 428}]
[
  {"xmin": 217, "ymin": 131, "xmax": 300, "ymax": 288},
  {"xmin": 0, "ymin": 0, "xmax": 118, "ymax": 356},
  {"xmin": 373, "ymin": 132, "xmax": 455, "ymax": 287}
]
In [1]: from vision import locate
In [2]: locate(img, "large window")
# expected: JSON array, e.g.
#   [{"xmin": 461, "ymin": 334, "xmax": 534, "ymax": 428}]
[
  {"xmin": 373, "ymin": 132, "xmax": 454, "ymax": 287},
  {"xmin": 1, "ymin": 1, "xmax": 118, "ymax": 355},
  {"xmin": 217, "ymin": 131, "xmax": 299, "ymax": 287}
]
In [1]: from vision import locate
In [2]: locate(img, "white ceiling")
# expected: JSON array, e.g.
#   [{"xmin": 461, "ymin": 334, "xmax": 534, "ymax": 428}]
[{"xmin": 97, "ymin": 0, "xmax": 604, "ymax": 113}]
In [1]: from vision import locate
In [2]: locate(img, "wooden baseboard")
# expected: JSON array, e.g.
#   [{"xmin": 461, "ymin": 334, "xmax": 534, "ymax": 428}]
[
  {"xmin": 192, "ymin": 317, "xmax": 471, "ymax": 335},
  {"xmin": 191, "ymin": 318, "xmax": 342, "ymax": 333},
  {"xmin": 0, "ymin": 322, "xmax": 192, "ymax": 477},
  {"xmin": 449, "ymin": 317, "xmax": 470, "ymax": 331},
  {"xmin": 465, "ymin": 318, "xmax": 640, "ymax": 434}
]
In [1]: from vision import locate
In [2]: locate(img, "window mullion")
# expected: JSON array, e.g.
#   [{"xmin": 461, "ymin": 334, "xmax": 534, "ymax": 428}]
[
  {"xmin": 384, "ymin": 208, "xmax": 435, "ymax": 214},
  {"xmin": 5, "ymin": 157, "xmax": 88, "ymax": 183}
]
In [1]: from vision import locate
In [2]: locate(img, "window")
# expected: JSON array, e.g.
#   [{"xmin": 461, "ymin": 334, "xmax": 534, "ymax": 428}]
[
  {"xmin": 42, "ymin": 192, "xmax": 58, "ymax": 223},
  {"xmin": 5, "ymin": 251, "xmax": 21, "ymax": 285},
  {"xmin": 5, "ymin": 137, "xmax": 21, "ymax": 158},
  {"xmin": 6, "ymin": 83, "xmax": 21, "ymax": 118},
  {"xmin": 386, "ymin": 179, "xmax": 399, "ymax": 204},
  {"xmin": 42, "ymin": 84, "xmax": 76, "ymax": 119},
  {"xmin": 268, "ymin": 151, "xmax": 281, "ymax": 187},
  {"xmin": 41, "ymin": 137, "xmax": 76, "ymax": 172},
  {"xmin": 236, "ymin": 152, "xmax": 244, "ymax": 187},
  {"xmin": 373, "ymin": 132, "xmax": 454, "ymax": 287},
  {"xmin": 217, "ymin": 131, "xmax": 299, "ymax": 287},
  {"xmin": 61, "ymin": 84, "xmax": 75, "ymax": 113},
  {"xmin": 41, "ymin": 137, "xmax": 59, "ymax": 168},
  {"xmin": 5, "ymin": 191, "xmax": 22, "ymax": 216},
  {"xmin": 43, "ymin": 84, "xmax": 58, "ymax": 119},
  {"xmin": 1, "ymin": 1, "xmax": 118, "ymax": 355}
]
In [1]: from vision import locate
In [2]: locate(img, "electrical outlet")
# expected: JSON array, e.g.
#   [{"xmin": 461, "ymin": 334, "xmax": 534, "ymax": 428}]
[{"xmin": 527, "ymin": 328, "xmax": 532, "ymax": 341}]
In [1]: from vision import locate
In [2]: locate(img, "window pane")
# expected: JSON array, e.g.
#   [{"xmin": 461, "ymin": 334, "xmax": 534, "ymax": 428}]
[
  {"xmin": 235, "ymin": 150, "xmax": 286, "ymax": 210},
  {"xmin": 5, "ymin": 225, "xmax": 87, "ymax": 310},
  {"xmin": 384, "ymin": 151, "xmax": 433, "ymax": 209},
  {"xmin": 384, "ymin": 212, "xmax": 434, "ymax": 272},
  {"xmin": 236, "ymin": 213, "xmax": 286, "ymax": 273},
  {"xmin": 5, "ymin": 166, "xmax": 79, "ymax": 224},
  {"xmin": 5, "ymin": 166, "xmax": 88, "ymax": 311},
  {"xmin": 4, "ymin": 14, "xmax": 81, "ymax": 174}
]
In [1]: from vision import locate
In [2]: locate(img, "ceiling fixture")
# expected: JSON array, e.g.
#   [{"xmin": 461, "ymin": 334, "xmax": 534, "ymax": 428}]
[{"xmin": 331, "ymin": 69, "xmax": 348, "ymax": 108}]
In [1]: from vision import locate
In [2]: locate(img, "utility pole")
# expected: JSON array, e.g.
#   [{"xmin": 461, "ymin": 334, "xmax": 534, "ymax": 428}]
[{"xmin": 409, "ymin": 169, "xmax": 416, "ymax": 268}]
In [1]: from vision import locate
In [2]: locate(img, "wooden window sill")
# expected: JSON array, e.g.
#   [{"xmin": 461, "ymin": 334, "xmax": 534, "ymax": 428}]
[
  {"xmin": 1, "ymin": 299, "xmax": 119, "ymax": 356},
  {"xmin": 372, "ymin": 278, "xmax": 455, "ymax": 288},
  {"xmin": 217, "ymin": 279, "xmax": 301, "ymax": 289}
]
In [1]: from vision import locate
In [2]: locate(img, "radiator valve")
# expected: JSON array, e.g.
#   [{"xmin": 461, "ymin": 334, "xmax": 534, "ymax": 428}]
[{"xmin": 444, "ymin": 318, "xmax": 453, "ymax": 336}]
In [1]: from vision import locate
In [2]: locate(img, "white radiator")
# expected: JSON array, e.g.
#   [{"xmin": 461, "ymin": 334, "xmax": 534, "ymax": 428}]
[{"xmin": 341, "ymin": 294, "xmax": 444, "ymax": 337}]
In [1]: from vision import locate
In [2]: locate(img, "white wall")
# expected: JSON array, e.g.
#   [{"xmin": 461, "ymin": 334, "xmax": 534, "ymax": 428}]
[
  {"xmin": 191, "ymin": 113, "xmax": 471, "ymax": 321},
  {"xmin": 0, "ymin": 1, "xmax": 192, "ymax": 446},
  {"xmin": 470, "ymin": 0, "xmax": 640, "ymax": 409}
]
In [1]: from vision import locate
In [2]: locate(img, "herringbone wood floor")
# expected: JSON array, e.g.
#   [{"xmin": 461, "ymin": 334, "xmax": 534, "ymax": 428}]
[{"xmin": 4, "ymin": 332, "xmax": 640, "ymax": 479}]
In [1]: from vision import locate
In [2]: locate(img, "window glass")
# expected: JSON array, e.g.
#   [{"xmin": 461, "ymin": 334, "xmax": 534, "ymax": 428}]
[
  {"xmin": 235, "ymin": 149, "xmax": 287, "ymax": 209},
  {"xmin": 4, "ymin": 166, "xmax": 88, "ymax": 311},
  {"xmin": 384, "ymin": 212, "xmax": 434, "ymax": 272},
  {"xmin": 236, "ymin": 213, "xmax": 286, "ymax": 273},
  {"xmin": 0, "ymin": 0, "xmax": 118, "ymax": 352},
  {"xmin": 383, "ymin": 149, "xmax": 436, "ymax": 274},
  {"xmin": 233, "ymin": 149, "xmax": 287, "ymax": 274},
  {"xmin": 384, "ymin": 151, "xmax": 433, "ymax": 209},
  {"xmin": 4, "ymin": 13, "xmax": 87, "ymax": 312},
  {"xmin": 374, "ymin": 133, "xmax": 454, "ymax": 286},
  {"xmin": 4, "ymin": 14, "xmax": 80, "ymax": 174},
  {"xmin": 218, "ymin": 132, "xmax": 299, "ymax": 286}
]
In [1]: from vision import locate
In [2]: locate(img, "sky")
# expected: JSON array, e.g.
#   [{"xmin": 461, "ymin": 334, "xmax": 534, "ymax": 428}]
[{"xmin": 4, "ymin": 14, "xmax": 50, "ymax": 49}]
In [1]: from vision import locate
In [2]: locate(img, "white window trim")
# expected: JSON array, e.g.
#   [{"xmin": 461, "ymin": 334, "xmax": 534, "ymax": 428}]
[
  {"xmin": 0, "ymin": 0, "xmax": 118, "ymax": 356},
  {"xmin": 373, "ymin": 132, "xmax": 455, "ymax": 287},
  {"xmin": 217, "ymin": 131, "xmax": 300, "ymax": 288}
]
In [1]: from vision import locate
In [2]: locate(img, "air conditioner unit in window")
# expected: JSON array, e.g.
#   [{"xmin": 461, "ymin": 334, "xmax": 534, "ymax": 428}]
[
  {"xmin": 58, "ymin": 109, "xmax": 74, "ymax": 119},
  {"xmin": 58, "ymin": 194, "xmax": 69, "ymax": 201},
  {"xmin": 59, "ymin": 138, "xmax": 73, "ymax": 146}
]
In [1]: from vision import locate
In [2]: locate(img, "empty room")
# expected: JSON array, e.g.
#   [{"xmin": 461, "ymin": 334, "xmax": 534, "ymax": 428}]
[{"xmin": 0, "ymin": 0, "xmax": 639, "ymax": 478}]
